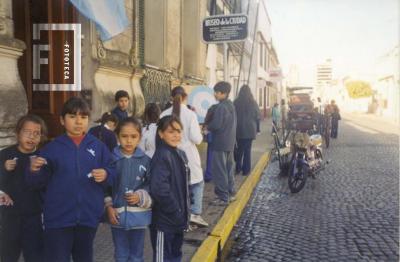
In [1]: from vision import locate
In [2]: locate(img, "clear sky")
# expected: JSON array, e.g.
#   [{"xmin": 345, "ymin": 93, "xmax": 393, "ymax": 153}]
[{"xmin": 265, "ymin": 0, "xmax": 399, "ymax": 85}]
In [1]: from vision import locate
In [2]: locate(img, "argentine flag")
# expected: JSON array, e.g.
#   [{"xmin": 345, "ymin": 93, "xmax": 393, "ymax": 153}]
[{"xmin": 69, "ymin": 0, "xmax": 129, "ymax": 41}]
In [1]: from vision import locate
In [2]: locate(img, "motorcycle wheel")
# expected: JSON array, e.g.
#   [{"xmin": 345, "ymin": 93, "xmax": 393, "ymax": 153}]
[{"xmin": 288, "ymin": 160, "xmax": 308, "ymax": 193}]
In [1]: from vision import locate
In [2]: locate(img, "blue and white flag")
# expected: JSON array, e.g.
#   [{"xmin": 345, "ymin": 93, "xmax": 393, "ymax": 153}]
[
  {"xmin": 188, "ymin": 86, "xmax": 217, "ymax": 124},
  {"xmin": 69, "ymin": 0, "xmax": 129, "ymax": 41}
]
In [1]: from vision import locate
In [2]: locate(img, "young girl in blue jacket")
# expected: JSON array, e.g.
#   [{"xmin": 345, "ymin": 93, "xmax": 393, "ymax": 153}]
[
  {"xmin": 105, "ymin": 117, "xmax": 152, "ymax": 262},
  {"xmin": 149, "ymin": 115, "xmax": 190, "ymax": 262},
  {"xmin": 0, "ymin": 114, "xmax": 47, "ymax": 262},
  {"xmin": 27, "ymin": 97, "xmax": 116, "ymax": 262}
]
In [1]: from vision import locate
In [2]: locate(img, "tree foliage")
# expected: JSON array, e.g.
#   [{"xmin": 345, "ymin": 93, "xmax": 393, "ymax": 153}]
[{"xmin": 345, "ymin": 80, "xmax": 373, "ymax": 99}]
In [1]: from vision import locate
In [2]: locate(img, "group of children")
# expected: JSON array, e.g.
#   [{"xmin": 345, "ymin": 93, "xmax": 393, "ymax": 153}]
[{"xmin": 0, "ymin": 81, "xmax": 238, "ymax": 262}]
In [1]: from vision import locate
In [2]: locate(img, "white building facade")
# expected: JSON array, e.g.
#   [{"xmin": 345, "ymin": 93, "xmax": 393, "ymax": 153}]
[{"xmin": 373, "ymin": 46, "xmax": 400, "ymax": 123}]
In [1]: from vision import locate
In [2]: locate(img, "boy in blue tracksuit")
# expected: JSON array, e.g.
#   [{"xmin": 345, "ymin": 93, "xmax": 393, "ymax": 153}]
[
  {"xmin": 105, "ymin": 117, "xmax": 152, "ymax": 262},
  {"xmin": 149, "ymin": 115, "xmax": 190, "ymax": 262},
  {"xmin": 27, "ymin": 97, "xmax": 116, "ymax": 262}
]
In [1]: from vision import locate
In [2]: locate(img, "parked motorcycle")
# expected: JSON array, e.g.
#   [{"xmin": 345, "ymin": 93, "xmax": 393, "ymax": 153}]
[{"xmin": 288, "ymin": 131, "xmax": 325, "ymax": 193}]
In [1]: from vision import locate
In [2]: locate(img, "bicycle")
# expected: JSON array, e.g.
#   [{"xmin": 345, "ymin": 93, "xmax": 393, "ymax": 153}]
[{"xmin": 271, "ymin": 122, "xmax": 291, "ymax": 175}]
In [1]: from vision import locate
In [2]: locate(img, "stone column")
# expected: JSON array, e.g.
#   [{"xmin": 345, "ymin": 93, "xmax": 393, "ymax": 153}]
[{"xmin": 0, "ymin": 0, "xmax": 27, "ymax": 148}]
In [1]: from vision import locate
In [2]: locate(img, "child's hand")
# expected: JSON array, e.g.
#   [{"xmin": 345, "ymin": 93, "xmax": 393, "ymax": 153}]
[
  {"xmin": 30, "ymin": 156, "xmax": 47, "ymax": 172},
  {"xmin": 107, "ymin": 206, "xmax": 119, "ymax": 225},
  {"xmin": 125, "ymin": 192, "xmax": 140, "ymax": 205},
  {"xmin": 0, "ymin": 192, "xmax": 13, "ymax": 206},
  {"xmin": 91, "ymin": 169, "xmax": 107, "ymax": 182},
  {"xmin": 4, "ymin": 158, "xmax": 17, "ymax": 171}
]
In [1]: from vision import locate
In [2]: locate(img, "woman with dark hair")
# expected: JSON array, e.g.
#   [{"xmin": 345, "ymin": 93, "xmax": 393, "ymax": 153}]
[
  {"xmin": 234, "ymin": 85, "xmax": 260, "ymax": 176},
  {"xmin": 160, "ymin": 86, "xmax": 208, "ymax": 227}
]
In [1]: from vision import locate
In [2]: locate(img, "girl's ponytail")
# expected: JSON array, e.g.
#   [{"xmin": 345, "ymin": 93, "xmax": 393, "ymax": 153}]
[
  {"xmin": 172, "ymin": 94, "xmax": 182, "ymax": 117},
  {"xmin": 170, "ymin": 86, "xmax": 187, "ymax": 118}
]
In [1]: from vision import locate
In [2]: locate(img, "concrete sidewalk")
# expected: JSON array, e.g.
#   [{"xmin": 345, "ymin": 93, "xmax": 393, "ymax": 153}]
[{"xmin": 93, "ymin": 118, "xmax": 273, "ymax": 262}]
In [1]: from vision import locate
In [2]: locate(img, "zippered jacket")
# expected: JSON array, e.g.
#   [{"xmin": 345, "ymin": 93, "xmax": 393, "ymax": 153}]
[
  {"xmin": 207, "ymin": 99, "xmax": 237, "ymax": 152},
  {"xmin": 149, "ymin": 140, "xmax": 190, "ymax": 233},
  {"xmin": 26, "ymin": 134, "xmax": 116, "ymax": 229},
  {"xmin": 110, "ymin": 146, "xmax": 152, "ymax": 229}
]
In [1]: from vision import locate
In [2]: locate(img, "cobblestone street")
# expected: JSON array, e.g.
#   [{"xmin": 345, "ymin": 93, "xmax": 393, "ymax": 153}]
[{"xmin": 228, "ymin": 114, "xmax": 399, "ymax": 262}]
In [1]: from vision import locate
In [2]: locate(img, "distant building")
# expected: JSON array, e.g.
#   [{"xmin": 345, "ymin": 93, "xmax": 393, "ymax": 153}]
[
  {"xmin": 316, "ymin": 59, "xmax": 333, "ymax": 87},
  {"xmin": 374, "ymin": 46, "xmax": 400, "ymax": 123},
  {"xmin": 316, "ymin": 59, "xmax": 333, "ymax": 101}
]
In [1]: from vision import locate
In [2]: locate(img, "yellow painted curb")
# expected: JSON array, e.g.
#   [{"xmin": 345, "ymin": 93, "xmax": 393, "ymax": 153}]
[
  {"xmin": 191, "ymin": 151, "xmax": 271, "ymax": 262},
  {"xmin": 191, "ymin": 235, "xmax": 220, "ymax": 262}
]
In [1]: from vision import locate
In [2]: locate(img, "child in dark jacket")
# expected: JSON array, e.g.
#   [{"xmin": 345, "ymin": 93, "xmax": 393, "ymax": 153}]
[
  {"xmin": 0, "ymin": 114, "xmax": 47, "ymax": 262},
  {"xmin": 149, "ymin": 115, "xmax": 190, "ymax": 262},
  {"xmin": 105, "ymin": 117, "xmax": 152, "ymax": 262},
  {"xmin": 88, "ymin": 112, "xmax": 118, "ymax": 152},
  {"xmin": 112, "ymin": 90, "xmax": 130, "ymax": 122},
  {"xmin": 27, "ymin": 97, "xmax": 116, "ymax": 262},
  {"xmin": 208, "ymin": 81, "xmax": 237, "ymax": 205}
]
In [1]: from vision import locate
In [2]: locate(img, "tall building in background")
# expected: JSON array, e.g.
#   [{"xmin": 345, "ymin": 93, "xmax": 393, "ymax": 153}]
[
  {"xmin": 316, "ymin": 59, "xmax": 333, "ymax": 99},
  {"xmin": 316, "ymin": 59, "xmax": 333, "ymax": 88}
]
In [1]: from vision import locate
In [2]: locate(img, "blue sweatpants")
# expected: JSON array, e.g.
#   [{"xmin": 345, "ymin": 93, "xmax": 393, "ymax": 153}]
[
  {"xmin": 111, "ymin": 227, "xmax": 145, "ymax": 262},
  {"xmin": 43, "ymin": 225, "xmax": 97, "ymax": 262}
]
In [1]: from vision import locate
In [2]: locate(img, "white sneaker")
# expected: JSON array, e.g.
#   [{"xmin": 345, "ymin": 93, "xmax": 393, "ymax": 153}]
[{"xmin": 190, "ymin": 214, "xmax": 209, "ymax": 227}]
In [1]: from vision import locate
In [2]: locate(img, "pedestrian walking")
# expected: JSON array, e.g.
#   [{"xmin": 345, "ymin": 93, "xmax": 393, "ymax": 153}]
[
  {"xmin": 330, "ymin": 100, "xmax": 341, "ymax": 138},
  {"xmin": 26, "ymin": 97, "xmax": 116, "ymax": 262},
  {"xmin": 149, "ymin": 115, "xmax": 190, "ymax": 262},
  {"xmin": 139, "ymin": 103, "xmax": 161, "ymax": 158},
  {"xmin": 233, "ymin": 85, "xmax": 260, "ymax": 176},
  {"xmin": 112, "ymin": 90, "xmax": 130, "ymax": 122},
  {"xmin": 105, "ymin": 117, "xmax": 152, "ymax": 262},
  {"xmin": 280, "ymin": 99, "xmax": 287, "ymax": 136},
  {"xmin": 272, "ymin": 103, "xmax": 281, "ymax": 130},
  {"xmin": 207, "ymin": 81, "xmax": 237, "ymax": 205},
  {"xmin": 0, "ymin": 114, "xmax": 47, "ymax": 262},
  {"xmin": 160, "ymin": 86, "xmax": 208, "ymax": 227},
  {"xmin": 88, "ymin": 112, "xmax": 118, "ymax": 152}
]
